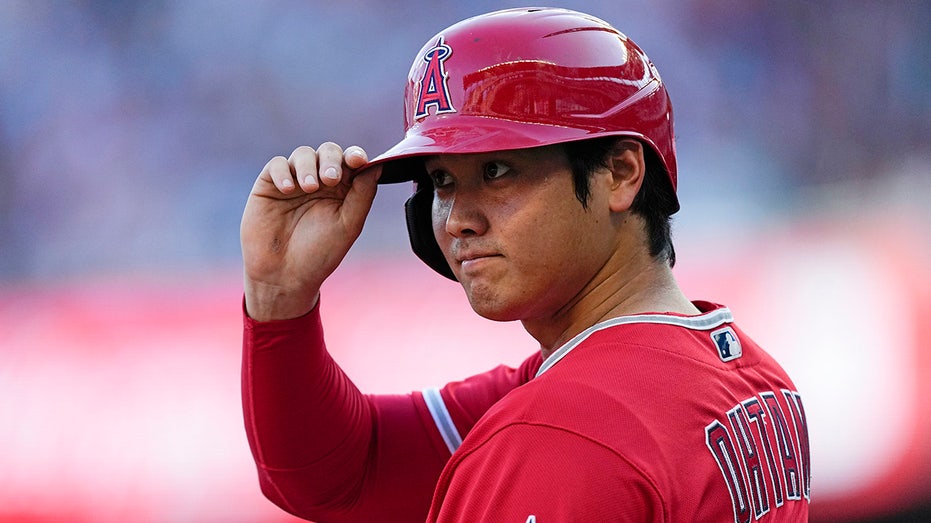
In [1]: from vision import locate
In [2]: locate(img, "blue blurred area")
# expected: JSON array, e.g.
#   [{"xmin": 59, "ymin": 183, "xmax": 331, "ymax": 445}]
[{"xmin": 1, "ymin": 0, "xmax": 929, "ymax": 280}]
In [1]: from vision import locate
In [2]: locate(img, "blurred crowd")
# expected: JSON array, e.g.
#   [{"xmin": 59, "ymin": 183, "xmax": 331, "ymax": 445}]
[{"xmin": 1, "ymin": 0, "xmax": 929, "ymax": 280}]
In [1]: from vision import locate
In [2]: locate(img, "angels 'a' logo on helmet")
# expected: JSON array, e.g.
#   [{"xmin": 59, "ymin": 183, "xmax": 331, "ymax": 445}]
[{"xmin": 414, "ymin": 36, "xmax": 456, "ymax": 119}]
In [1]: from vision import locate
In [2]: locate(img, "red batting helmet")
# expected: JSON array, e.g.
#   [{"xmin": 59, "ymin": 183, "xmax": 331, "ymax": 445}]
[{"xmin": 365, "ymin": 7, "xmax": 678, "ymax": 280}]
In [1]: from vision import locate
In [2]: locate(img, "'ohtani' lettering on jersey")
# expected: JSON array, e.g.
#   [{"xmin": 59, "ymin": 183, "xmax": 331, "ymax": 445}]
[{"xmin": 705, "ymin": 390, "xmax": 811, "ymax": 522}]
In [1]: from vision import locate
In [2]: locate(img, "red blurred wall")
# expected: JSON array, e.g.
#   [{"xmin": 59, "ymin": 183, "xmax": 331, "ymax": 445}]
[{"xmin": 1, "ymin": 219, "xmax": 928, "ymax": 522}]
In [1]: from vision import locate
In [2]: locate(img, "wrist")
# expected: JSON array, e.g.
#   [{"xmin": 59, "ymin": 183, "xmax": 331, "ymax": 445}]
[{"xmin": 243, "ymin": 279, "xmax": 320, "ymax": 322}]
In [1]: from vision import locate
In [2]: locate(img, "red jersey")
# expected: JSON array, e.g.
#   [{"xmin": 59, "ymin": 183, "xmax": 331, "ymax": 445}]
[
  {"xmin": 427, "ymin": 302, "xmax": 810, "ymax": 522},
  {"xmin": 242, "ymin": 299, "xmax": 809, "ymax": 522}
]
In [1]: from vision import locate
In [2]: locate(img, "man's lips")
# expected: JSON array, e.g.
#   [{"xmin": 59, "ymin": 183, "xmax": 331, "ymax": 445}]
[
  {"xmin": 453, "ymin": 247, "xmax": 503, "ymax": 271},
  {"xmin": 458, "ymin": 255, "xmax": 501, "ymax": 276},
  {"xmin": 455, "ymin": 251, "xmax": 500, "ymax": 263}
]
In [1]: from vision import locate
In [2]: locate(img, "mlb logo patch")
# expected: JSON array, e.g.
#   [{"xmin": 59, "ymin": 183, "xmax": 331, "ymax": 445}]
[{"xmin": 711, "ymin": 327, "xmax": 742, "ymax": 362}]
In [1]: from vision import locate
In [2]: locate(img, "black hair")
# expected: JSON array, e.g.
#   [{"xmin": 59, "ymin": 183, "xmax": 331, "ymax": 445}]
[{"xmin": 563, "ymin": 136, "xmax": 677, "ymax": 267}]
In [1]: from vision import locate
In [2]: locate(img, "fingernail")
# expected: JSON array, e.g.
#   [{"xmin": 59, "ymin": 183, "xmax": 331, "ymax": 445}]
[
  {"xmin": 282, "ymin": 178, "xmax": 294, "ymax": 189},
  {"xmin": 324, "ymin": 167, "xmax": 338, "ymax": 180}
]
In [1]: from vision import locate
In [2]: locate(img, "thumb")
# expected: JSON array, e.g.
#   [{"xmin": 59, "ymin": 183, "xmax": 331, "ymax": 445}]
[{"xmin": 341, "ymin": 165, "xmax": 380, "ymax": 233}]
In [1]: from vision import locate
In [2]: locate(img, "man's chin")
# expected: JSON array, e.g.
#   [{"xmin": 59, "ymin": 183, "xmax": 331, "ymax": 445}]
[
  {"xmin": 463, "ymin": 285, "xmax": 521, "ymax": 323},
  {"xmin": 472, "ymin": 308, "xmax": 521, "ymax": 323}
]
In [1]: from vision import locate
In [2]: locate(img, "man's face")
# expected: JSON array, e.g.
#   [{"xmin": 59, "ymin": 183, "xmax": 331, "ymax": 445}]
[{"xmin": 424, "ymin": 145, "xmax": 619, "ymax": 323}]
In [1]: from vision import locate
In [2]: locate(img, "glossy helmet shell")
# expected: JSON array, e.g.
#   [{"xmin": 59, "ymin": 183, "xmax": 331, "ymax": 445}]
[{"xmin": 366, "ymin": 7, "xmax": 678, "ymax": 279}]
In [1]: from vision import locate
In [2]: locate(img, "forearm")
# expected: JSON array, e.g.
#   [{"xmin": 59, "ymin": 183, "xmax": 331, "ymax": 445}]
[
  {"xmin": 241, "ymin": 298, "xmax": 445, "ymax": 521},
  {"xmin": 243, "ymin": 299, "xmax": 377, "ymax": 517},
  {"xmin": 240, "ymin": 296, "xmax": 541, "ymax": 521}
]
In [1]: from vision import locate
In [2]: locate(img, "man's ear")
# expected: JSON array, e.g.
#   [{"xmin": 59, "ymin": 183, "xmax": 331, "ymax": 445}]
[{"xmin": 605, "ymin": 139, "xmax": 646, "ymax": 212}]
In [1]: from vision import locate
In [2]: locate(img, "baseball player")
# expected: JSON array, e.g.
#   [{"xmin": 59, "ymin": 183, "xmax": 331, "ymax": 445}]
[{"xmin": 240, "ymin": 7, "xmax": 810, "ymax": 522}]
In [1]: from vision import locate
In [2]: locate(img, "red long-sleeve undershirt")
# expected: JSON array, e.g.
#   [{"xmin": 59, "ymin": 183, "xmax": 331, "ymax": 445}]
[{"xmin": 241, "ymin": 298, "xmax": 540, "ymax": 522}]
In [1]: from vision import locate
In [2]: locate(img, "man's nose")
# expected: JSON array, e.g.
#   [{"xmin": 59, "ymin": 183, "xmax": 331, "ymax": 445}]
[{"xmin": 441, "ymin": 189, "xmax": 488, "ymax": 238}]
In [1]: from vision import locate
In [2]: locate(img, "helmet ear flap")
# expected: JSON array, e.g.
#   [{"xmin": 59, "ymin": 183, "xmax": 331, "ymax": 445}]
[{"xmin": 404, "ymin": 181, "xmax": 457, "ymax": 281}]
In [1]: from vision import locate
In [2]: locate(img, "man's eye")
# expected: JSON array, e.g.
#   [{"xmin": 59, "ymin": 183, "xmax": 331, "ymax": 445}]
[
  {"xmin": 483, "ymin": 162, "xmax": 511, "ymax": 180},
  {"xmin": 429, "ymin": 170, "xmax": 452, "ymax": 188}
]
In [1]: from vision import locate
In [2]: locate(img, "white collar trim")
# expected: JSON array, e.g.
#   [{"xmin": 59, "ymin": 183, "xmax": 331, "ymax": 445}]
[{"xmin": 534, "ymin": 307, "xmax": 734, "ymax": 378}]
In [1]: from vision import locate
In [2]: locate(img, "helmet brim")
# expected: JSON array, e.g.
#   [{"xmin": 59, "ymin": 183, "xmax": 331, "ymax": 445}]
[{"xmin": 364, "ymin": 115, "xmax": 662, "ymax": 185}]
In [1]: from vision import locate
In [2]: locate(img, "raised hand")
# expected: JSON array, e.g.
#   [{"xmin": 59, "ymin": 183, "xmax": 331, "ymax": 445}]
[{"xmin": 241, "ymin": 143, "xmax": 380, "ymax": 321}]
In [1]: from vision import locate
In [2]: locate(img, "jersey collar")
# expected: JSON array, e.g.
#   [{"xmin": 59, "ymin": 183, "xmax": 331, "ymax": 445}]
[{"xmin": 535, "ymin": 304, "xmax": 733, "ymax": 378}]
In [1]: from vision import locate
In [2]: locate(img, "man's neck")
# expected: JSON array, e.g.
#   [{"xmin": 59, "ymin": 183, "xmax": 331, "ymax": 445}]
[{"xmin": 523, "ymin": 258, "xmax": 698, "ymax": 360}]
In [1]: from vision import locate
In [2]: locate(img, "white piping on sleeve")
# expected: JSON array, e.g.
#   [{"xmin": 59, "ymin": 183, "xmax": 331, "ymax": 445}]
[{"xmin": 423, "ymin": 387, "xmax": 463, "ymax": 455}]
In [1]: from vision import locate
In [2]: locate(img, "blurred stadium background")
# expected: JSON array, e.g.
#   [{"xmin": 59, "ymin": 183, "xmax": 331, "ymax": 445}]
[{"xmin": 1, "ymin": 1, "xmax": 930, "ymax": 521}]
